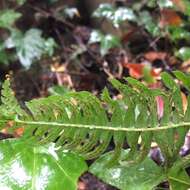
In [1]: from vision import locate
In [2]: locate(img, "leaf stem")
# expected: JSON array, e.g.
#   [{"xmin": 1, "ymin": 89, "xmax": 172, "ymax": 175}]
[{"xmin": 3, "ymin": 118, "xmax": 189, "ymax": 132}]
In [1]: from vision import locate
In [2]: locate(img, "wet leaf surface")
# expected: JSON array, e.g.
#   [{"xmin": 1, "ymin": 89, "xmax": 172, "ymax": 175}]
[
  {"xmin": 0, "ymin": 139, "xmax": 87, "ymax": 190},
  {"xmin": 90, "ymin": 150, "xmax": 165, "ymax": 190}
]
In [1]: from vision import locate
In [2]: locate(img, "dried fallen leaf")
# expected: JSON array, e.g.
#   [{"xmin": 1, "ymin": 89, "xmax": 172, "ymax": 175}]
[
  {"xmin": 159, "ymin": 9, "xmax": 182, "ymax": 27},
  {"xmin": 123, "ymin": 63, "xmax": 161, "ymax": 79},
  {"xmin": 144, "ymin": 51, "xmax": 167, "ymax": 62},
  {"xmin": 123, "ymin": 63, "xmax": 144, "ymax": 79},
  {"xmin": 181, "ymin": 92, "xmax": 187, "ymax": 113},
  {"xmin": 51, "ymin": 64, "xmax": 66, "ymax": 72},
  {"xmin": 180, "ymin": 59, "xmax": 190, "ymax": 72},
  {"xmin": 14, "ymin": 127, "xmax": 24, "ymax": 137}
]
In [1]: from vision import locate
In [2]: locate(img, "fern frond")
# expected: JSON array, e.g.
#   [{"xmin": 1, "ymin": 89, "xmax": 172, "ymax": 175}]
[{"xmin": 0, "ymin": 71, "xmax": 190, "ymax": 167}]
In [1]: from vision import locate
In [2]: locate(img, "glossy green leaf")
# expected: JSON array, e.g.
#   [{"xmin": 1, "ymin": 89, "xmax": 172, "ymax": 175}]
[
  {"xmin": 174, "ymin": 70, "xmax": 190, "ymax": 91},
  {"xmin": 89, "ymin": 30, "xmax": 120, "ymax": 55},
  {"xmin": 0, "ymin": 139, "xmax": 87, "ymax": 190},
  {"xmin": 168, "ymin": 26, "xmax": 190, "ymax": 41},
  {"xmin": 138, "ymin": 11, "xmax": 160, "ymax": 36},
  {"xmin": 158, "ymin": 0, "xmax": 174, "ymax": 8},
  {"xmin": 168, "ymin": 162, "xmax": 190, "ymax": 190},
  {"xmin": 93, "ymin": 3, "xmax": 136, "ymax": 28},
  {"xmin": 175, "ymin": 47, "xmax": 190, "ymax": 61},
  {"xmin": 0, "ymin": 9, "xmax": 21, "ymax": 29},
  {"xmin": 100, "ymin": 34, "xmax": 120, "ymax": 55},
  {"xmin": 88, "ymin": 30, "xmax": 103, "ymax": 44},
  {"xmin": 5, "ymin": 29, "xmax": 56, "ymax": 68},
  {"xmin": 93, "ymin": 3, "xmax": 114, "ymax": 19},
  {"xmin": 90, "ymin": 150, "xmax": 165, "ymax": 190},
  {"xmin": 112, "ymin": 7, "xmax": 136, "ymax": 27}
]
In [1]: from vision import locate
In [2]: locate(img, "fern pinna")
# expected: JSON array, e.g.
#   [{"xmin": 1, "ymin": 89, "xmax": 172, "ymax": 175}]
[{"xmin": 0, "ymin": 71, "xmax": 190, "ymax": 170}]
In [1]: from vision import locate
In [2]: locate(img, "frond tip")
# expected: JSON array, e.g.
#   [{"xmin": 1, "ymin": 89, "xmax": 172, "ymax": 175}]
[{"xmin": 0, "ymin": 71, "xmax": 190, "ymax": 166}]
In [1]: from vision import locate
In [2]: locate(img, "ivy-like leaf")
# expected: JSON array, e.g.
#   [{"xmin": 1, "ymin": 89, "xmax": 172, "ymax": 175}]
[
  {"xmin": 93, "ymin": 3, "xmax": 136, "ymax": 28},
  {"xmin": 89, "ymin": 30, "xmax": 120, "ymax": 55},
  {"xmin": 90, "ymin": 150, "xmax": 165, "ymax": 190},
  {"xmin": 5, "ymin": 29, "xmax": 56, "ymax": 68},
  {"xmin": 0, "ymin": 139, "xmax": 87, "ymax": 190},
  {"xmin": 0, "ymin": 9, "xmax": 21, "ymax": 29},
  {"xmin": 138, "ymin": 11, "xmax": 160, "ymax": 36}
]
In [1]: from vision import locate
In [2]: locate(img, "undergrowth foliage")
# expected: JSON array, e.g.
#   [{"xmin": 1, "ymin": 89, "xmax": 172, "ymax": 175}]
[{"xmin": 0, "ymin": 72, "xmax": 190, "ymax": 189}]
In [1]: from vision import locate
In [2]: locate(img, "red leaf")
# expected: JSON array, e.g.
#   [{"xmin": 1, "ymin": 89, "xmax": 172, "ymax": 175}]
[
  {"xmin": 144, "ymin": 51, "xmax": 167, "ymax": 62},
  {"xmin": 123, "ymin": 63, "xmax": 161, "ymax": 79},
  {"xmin": 159, "ymin": 9, "xmax": 182, "ymax": 27},
  {"xmin": 123, "ymin": 63, "xmax": 145, "ymax": 79}
]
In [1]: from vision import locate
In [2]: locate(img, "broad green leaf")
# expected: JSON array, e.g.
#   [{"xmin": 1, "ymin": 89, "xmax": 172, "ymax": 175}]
[
  {"xmin": 90, "ymin": 150, "xmax": 165, "ymax": 190},
  {"xmin": 138, "ymin": 11, "xmax": 160, "ymax": 36},
  {"xmin": 88, "ymin": 30, "xmax": 103, "ymax": 44},
  {"xmin": 0, "ymin": 140, "xmax": 87, "ymax": 190},
  {"xmin": 5, "ymin": 29, "xmax": 56, "ymax": 68},
  {"xmin": 175, "ymin": 47, "xmax": 190, "ymax": 61},
  {"xmin": 0, "ymin": 10, "xmax": 21, "ymax": 29},
  {"xmin": 168, "ymin": 162, "xmax": 190, "ymax": 190},
  {"xmin": 93, "ymin": 3, "xmax": 114, "ymax": 19},
  {"xmin": 89, "ymin": 31, "xmax": 120, "ymax": 55},
  {"xmin": 93, "ymin": 3, "xmax": 136, "ymax": 28},
  {"xmin": 168, "ymin": 26, "xmax": 190, "ymax": 41},
  {"xmin": 100, "ymin": 34, "xmax": 120, "ymax": 55},
  {"xmin": 173, "ymin": 71, "xmax": 190, "ymax": 91},
  {"xmin": 112, "ymin": 7, "xmax": 136, "ymax": 27},
  {"xmin": 158, "ymin": 0, "xmax": 174, "ymax": 8}
]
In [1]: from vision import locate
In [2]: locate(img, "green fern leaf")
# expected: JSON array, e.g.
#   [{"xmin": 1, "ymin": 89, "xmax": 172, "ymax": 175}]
[{"xmin": 0, "ymin": 71, "xmax": 189, "ymax": 171}]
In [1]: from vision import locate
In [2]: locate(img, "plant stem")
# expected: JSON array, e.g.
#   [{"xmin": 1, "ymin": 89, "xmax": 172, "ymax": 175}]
[{"xmin": 0, "ymin": 118, "xmax": 188, "ymax": 133}]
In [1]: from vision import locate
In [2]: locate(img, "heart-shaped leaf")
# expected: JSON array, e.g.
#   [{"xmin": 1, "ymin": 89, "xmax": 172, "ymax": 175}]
[
  {"xmin": 90, "ymin": 150, "xmax": 165, "ymax": 190},
  {"xmin": 0, "ymin": 139, "xmax": 87, "ymax": 190}
]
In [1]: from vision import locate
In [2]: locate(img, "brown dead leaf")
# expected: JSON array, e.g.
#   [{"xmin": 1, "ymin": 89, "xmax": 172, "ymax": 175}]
[
  {"xmin": 123, "ymin": 63, "xmax": 145, "ymax": 79},
  {"xmin": 144, "ymin": 51, "xmax": 167, "ymax": 62},
  {"xmin": 181, "ymin": 92, "xmax": 187, "ymax": 113},
  {"xmin": 51, "ymin": 64, "xmax": 66, "ymax": 72},
  {"xmin": 180, "ymin": 59, "xmax": 190, "ymax": 72},
  {"xmin": 123, "ymin": 63, "xmax": 161, "ymax": 79},
  {"xmin": 159, "ymin": 9, "xmax": 183, "ymax": 27},
  {"xmin": 14, "ymin": 127, "xmax": 24, "ymax": 137}
]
